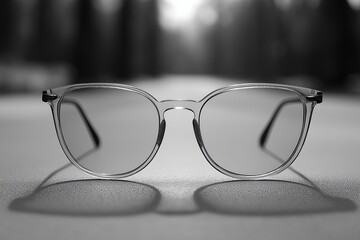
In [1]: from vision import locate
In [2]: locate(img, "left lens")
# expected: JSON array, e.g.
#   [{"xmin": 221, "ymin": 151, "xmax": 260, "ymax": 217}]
[
  {"xmin": 59, "ymin": 87, "xmax": 159, "ymax": 176},
  {"xmin": 199, "ymin": 87, "xmax": 305, "ymax": 176}
]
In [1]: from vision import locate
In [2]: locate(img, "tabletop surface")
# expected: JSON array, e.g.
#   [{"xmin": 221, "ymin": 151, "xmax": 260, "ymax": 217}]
[{"xmin": 1, "ymin": 76, "xmax": 360, "ymax": 240}]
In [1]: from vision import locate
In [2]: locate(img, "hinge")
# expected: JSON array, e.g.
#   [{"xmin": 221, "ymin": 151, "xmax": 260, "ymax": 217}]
[
  {"xmin": 306, "ymin": 92, "xmax": 323, "ymax": 104},
  {"xmin": 42, "ymin": 91, "xmax": 58, "ymax": 102}
]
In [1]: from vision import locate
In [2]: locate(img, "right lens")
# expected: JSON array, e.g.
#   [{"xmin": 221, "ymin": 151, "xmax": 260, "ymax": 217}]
[
  {"xmin": 199, "ymin": 87, "xmax": 305, "ymax": 176},
  {"xmin": 58, "ymin": 87, "xmax": 160, "ymax": 176}
]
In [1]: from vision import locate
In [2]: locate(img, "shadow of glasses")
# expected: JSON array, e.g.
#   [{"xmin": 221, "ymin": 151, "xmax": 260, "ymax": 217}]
[
  {"xmin": 8, "ymin": 162, "xmax": 161, "ymax": 217},
  {"xmin": 193, "ymin": 148, "xmax": 357, "ymax": 216},
  {"xmin": 9, "ymin": 178, "xmax": 161, "ymax": 216},
  {"xmin": 8, "ymin": 159, "xmax": 357, "ymax": 217},
  {"xmin": 193, "ymin": 179, "xmax": 356, "ymax": 216}
]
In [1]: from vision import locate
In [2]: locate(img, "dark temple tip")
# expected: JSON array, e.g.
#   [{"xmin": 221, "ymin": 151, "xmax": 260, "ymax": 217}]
[
  {"xmin": 259, "ymin": 127, "xmax": 269, "ymax": 148},
  {"xmin": 90, "ymin": 128, "xmax": 101, "ymax": 148}
]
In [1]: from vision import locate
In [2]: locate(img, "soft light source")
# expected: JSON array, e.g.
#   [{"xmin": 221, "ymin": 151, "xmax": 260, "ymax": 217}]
[
  {"xmin": 159, "ymin": 0, "xmax": 206, "ymax": 30},
  {"xmin": 348, "ymin": 0, "xmax": 360, "ymax": 10}
]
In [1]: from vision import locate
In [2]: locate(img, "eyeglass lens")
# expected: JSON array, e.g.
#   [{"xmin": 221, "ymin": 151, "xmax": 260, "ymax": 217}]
[
  {"xmin": 200, "ymin": 88, "xmax": 304, "ymax": 175},
  {"xmin": 59, "ymin": 88, "xmax": 159, "ymax": 175}
]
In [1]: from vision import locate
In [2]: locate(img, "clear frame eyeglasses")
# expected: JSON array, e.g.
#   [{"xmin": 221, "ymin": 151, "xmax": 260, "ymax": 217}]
[{"xmin": 42, "ymin": 83, "xmax": 322, "ymax": 180}]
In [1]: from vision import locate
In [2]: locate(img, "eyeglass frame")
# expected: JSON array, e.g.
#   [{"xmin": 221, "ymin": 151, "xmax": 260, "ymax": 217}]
[{"xmin": 42, "ymin": 83, "xmax": 322, "ymax": 180}]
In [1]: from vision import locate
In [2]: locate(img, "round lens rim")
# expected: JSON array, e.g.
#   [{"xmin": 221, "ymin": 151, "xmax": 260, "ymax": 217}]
[
  {"xmin": 54, "ymin": 84, "xmax": 163, "ymax": 179},
  {"xmin": 197, "ymin": 85, "xmax": 309, "ymax": 179}
]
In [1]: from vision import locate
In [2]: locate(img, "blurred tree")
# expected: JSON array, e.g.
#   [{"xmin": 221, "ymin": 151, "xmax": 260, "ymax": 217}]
[
  {"xmin": 31, "ymin": 0, "xmax": 78, "ymax": 63},
  {"xmin": 0, "ymin": 0, "xmax": 13, "ymax": 58},
  {"xmin": 313, "ymin": 0, "xmax": 356, "ymax": 88}
]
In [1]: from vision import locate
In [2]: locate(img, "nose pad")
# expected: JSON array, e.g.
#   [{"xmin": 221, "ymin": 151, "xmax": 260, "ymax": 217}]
[
  {"xmin": 192, "ymin": 119, "xmax": 204, "ymax": 148},
  {"xmin": 156, "ymin": 120, "xmax": 166, "ymax": 145}
]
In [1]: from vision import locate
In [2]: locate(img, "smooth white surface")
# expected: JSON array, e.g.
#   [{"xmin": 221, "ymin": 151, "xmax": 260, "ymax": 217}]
[{"xmin": 1, "ymin": 77, "xmax": 360, "ymax": 240}]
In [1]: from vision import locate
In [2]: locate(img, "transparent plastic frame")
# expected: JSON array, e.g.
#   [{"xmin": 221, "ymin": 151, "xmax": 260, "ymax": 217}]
[{"xmin": 42, "ymin": 83, "xmax": 322, "ymax": 180}]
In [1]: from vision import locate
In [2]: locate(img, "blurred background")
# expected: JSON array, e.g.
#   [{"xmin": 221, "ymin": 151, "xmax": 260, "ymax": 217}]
[{"xmin": 0, "ymin": 0, "xmax": 359, "ymax": 93}]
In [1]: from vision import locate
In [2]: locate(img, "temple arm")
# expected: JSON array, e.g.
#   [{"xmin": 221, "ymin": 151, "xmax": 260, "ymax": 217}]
[
  {"xmin": 259, "ymin": 98, "xmax": 301, "ymax": 147},
  {"xmin": 62, "ymin": 98, "xmax": 101, "ymax": 147},
  {"xmin": 259, "ymin": 93, "xmax": 322, "ymax": 147},
  {"xmin": 42, "ymin": 91, "xmax": 100, "ymax": 147}
]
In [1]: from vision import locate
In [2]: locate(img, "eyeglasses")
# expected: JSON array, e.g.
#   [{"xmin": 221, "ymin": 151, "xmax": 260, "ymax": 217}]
[{"xmin": 42, "ymin": 83, "xmax": 322, "ymax": 179}]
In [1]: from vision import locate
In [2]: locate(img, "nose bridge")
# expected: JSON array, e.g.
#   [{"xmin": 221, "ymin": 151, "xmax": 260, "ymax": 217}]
[{"xmin": 160, "ymin": 100, "xmax": 200, "ymax": 115}]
